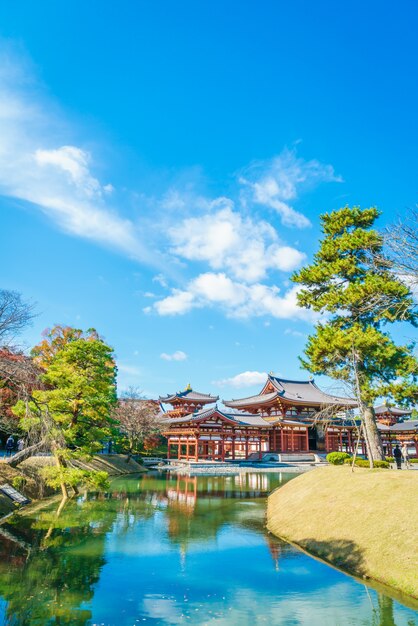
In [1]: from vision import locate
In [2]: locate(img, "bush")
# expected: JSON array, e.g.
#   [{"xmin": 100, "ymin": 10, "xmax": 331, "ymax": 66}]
[
  {"xmin": 343, "ymin": 457, "xmax": 389, "ymax": 469},
  {"xmin": 12, "ymin": 475, "xmax": 27, "ymax": 491},
  {"xmin": 410, "ymin": 458, "xmax": 418, "ymax": 464},
  {"xmin": 326, "ymin": 452, "xmax": 351, "ymax": 465},
  {"xmin": 385, "ymin": 456, "xmax": 394, "ymax": 463}
]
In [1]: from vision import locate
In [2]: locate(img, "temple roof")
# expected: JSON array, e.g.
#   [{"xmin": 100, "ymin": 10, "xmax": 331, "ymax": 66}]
[
  {"xmin": 161, "ymin": 406, "xmax": 272, "ymax": 427},
  {"xmin": 378, "ymin": 420, "xmax": 418, "ymax": 433},
  {"xmin": 224, "ymin": 375, "xmax": 357, "ymax": 408},
  {"xmin": 374, "ymin": 405, "xmax": 413, "ymax": 416},
  {"xmin": 159, "ymin": 386, "xmax": 219, "ymax": 404}
]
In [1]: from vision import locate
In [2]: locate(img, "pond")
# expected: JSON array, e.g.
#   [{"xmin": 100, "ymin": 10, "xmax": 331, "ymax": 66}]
[{"xmin": 0, "ymin": 471, "xmax": 416, "ymax": 625}]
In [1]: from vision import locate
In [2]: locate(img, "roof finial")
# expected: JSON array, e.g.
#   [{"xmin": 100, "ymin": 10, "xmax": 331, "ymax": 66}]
[
  {"xmin": 185, "ymin": 383, "xmax": 192, "ymax": 391},
  {"xmin": 269, "ymin": 370, "xmax": 274, "ymax": 376}
]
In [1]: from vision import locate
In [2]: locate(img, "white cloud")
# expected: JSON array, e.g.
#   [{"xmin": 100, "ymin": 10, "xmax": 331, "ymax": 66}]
[
  {"xmin": 0, "ymin": 50, "xmax": 151, "ymax": 263},
  {"xmin": 169, "ymin": 203, "xmax": 305, "ymax": 282},
  {"xmin": 239, "ymin": 148, "xmax": 342, "ymax": 228},
  {"xmin": 117, "ymin": 363, "xmax": 142, "ymax": 376},
  {"xmin": 213, "ymin": 371, "xmax": 267, "ymax": 388},
  {"xmin": 284, "ymin": 328, "xmax": 307, "ymax": 338},
  {"xmin": 149, "ymin": 272, "xmax": 316, "ymax": 321},
  {"xmin": 160, "ymin": 350, "xmax": 188, "ymax": 361}
]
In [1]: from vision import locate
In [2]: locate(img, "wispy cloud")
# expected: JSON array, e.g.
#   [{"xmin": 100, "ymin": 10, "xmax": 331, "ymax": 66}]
[
  {"xmin": 160, "ymin": 350, "xmax": 188, "ymax": 361},
  {"xmin": 0, "ymin": 48, "xmax": 151, "ymax": 262},
  {"xmin": 239, "ymin": 148, "xmax": 342, "ymax": 228},
  {"xmin": 213, "ymin": 370, "xmax": 267, "ymax": 388},
  {"xmin": 117, "ymin": 363, "xmax": 142, "ymax": 376},
  {"xmin": 284, "ymin": 328, "xmax": 307, "ymax": 338}
]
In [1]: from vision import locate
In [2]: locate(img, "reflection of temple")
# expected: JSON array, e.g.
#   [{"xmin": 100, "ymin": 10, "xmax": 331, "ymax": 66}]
[
  {"xmin": 160, "ymin": 376, "xmax": 358, "ymax": 459},
  {"xmin": 160, "ymin": 377, "xmax": 418, "ymax": 459}
]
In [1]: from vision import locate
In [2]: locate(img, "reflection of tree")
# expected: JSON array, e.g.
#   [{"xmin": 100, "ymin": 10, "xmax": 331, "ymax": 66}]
[{"xmin": 0, "ymin": 498, "xmax": 116, "ymax": 625}]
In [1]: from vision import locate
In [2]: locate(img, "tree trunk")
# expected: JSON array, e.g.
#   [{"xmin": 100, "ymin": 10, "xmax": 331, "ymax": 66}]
[
  {"xmin": 6, "ymin": 438, "xmax": 49, "ymax": 468},
  {"xmin": 363, "ymin": 405, "xmax": 385, "ymax": 463}
]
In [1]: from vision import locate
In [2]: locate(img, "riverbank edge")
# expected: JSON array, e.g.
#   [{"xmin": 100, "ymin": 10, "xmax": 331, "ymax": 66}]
[
  {"xmin": 266, "ymin": 465, "xmax": 418, "ymax": 601},
  {"xmin": 0, "ymin": 454, "xmax": 146, "ymax": 519}
]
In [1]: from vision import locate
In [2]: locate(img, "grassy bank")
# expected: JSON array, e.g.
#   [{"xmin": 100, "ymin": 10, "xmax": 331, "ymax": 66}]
[
  {"xmin": 267, "ymin": 466, "xmax": 418, "ymax": 599},
  {"xmin": 0, "ymin": 454, "xmax": 146, "ymax": 516}
]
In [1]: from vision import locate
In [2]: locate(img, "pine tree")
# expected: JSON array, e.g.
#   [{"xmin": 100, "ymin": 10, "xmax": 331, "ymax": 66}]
[{"xmin": 292, "ymin": 206, "xmax": 418, "ymax": 463}]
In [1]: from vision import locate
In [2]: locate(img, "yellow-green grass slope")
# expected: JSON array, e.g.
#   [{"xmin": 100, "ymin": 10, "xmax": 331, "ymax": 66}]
[{"xmin": 267, "ymin": 466, "xmax": 418, "ymax": 598}]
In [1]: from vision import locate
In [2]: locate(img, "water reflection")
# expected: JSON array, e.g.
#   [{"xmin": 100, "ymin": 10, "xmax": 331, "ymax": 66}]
[{"xmin": 0, "ymin": 471, "xmax": 415, "ymax": 625}]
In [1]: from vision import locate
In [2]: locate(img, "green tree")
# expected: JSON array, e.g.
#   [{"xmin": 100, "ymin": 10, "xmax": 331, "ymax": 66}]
[
  {"xmin": 13, "ymin": 326, "xmax": 117, "ymax": 496},
  {"xmin": 292, "ymin": 206, "xmax": 418, "ymax": 463}
]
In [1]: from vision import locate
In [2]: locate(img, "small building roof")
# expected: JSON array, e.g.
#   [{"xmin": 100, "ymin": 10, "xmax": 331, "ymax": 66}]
[
  {"xmin": 378, "ymin": 420, "xmax": 418, "ymax": 433},
  {"xmin": 374, "ymin": 405, "xmax": 413, "ymax": 417},
  {"xmin": 159, "ymin": 385, "xmax": 219, "ymax": 404},
  {"xmin": 224, "ymin": 375, "xmax": 357, "ymax": 409}
]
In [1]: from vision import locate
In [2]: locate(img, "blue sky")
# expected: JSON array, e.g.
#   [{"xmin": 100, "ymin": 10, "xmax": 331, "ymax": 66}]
[{"xmin": 0, "ymin": 1, "xmax": 417, "ymax": 400}]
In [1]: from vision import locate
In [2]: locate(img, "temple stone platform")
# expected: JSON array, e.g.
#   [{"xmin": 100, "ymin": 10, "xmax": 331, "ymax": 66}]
[{"xmin": 160, "ymin": 454, "xmax": 325, "ymax": 475}]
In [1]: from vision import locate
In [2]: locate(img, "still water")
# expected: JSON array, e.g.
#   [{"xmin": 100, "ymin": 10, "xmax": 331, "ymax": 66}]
[{"xmin": 0, "ymin": 471, "xmax": 416, "ymax": 626}]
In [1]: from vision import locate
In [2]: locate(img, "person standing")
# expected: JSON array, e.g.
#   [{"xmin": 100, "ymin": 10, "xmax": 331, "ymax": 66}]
[
  {"xmin": 17, "ymin": 438, "xmax": 25, "ymax": 453},
  {"xmin": 5, "ymin": 436, "xmax": 14, "ymax": 457},
  {"xmin": 401, "ymin": 443, "xmax": 410, "ymax": 469},
  {"xmin": 393, "ymin": 445, "xmax": 402, "ymax": 470}
]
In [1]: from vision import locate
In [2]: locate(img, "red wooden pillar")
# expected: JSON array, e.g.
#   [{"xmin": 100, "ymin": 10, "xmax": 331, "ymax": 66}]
[
  {"xmin": 258, "ymin": 437, "xmax": 262, "ymax": 460},
  {"xmin": 280, "ymin": 428, "xmax": 284, "ymax": 452},
  {"xmin": 195, "ymin": 439, "xmax": 199, "ymax": 462},
  {"xmin": 325, "ymin": 430, "xmax": 329, "ymax": 452},
  {"xmin": 347, "ymin": 430, "xmax": 352, "ymax": 454},
  {"xmin": 305, "ymin": 428, "xmax": 309, "ymax": 451},
  {"xmin": 339, "ymin": 430, "xmax": 343, "ymax": 452},
  {"xmin": 414, "ymin": 439, "xmax": 418, "ymax": 457},
  {"xmin": 177, "ymin": 442, "xmax": 181, "ymax": 460},
  {"xmin": 273, "ymin": 429, "xmax": 277, "ymax": 451},
  {"xmin": 232, "ymin": 437, "xmax": 236, "ymax": 460},
  {"xmin": 221, "ymin": 436, "xmax": 225, "ymax": 461},
  {"xmin": 245, "ymin": 437, "xmax": 249, "ymax": 458},
  {"xmin": 186, "ymin": 439, "xmax": 190, "ymax": 460},
  {"xmin": 167, "ymin": 441, "xmax": 171, "ymax": 459},
  {"xmin": 290, "ymin": 428, "xmax": 294, "ymax": 452}
]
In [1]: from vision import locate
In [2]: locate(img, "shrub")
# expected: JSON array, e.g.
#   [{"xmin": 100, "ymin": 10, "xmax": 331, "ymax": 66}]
[
  {"xmin": 12, "ymin": 475, "xmax": 27, "ymax": 491},
  {"xmin": 343, "ymin": 457, "xmax": 389, "ymax": 469},
  {"xmin": 385, "ymin": 456, "xmax": 394, "ymax": 463},
  {"xmin": 326, "ymin": 452, "xmax": 351, "ymax": 465},
  {"xmin": 410, "ymin": 458, "xmax": 418, "ymax": 464}
]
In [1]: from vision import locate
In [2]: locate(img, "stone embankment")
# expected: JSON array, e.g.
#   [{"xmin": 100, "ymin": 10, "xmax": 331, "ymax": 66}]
[{"xmin": 267, "ymin": 465, "xmax": 418, "ymax": 600}]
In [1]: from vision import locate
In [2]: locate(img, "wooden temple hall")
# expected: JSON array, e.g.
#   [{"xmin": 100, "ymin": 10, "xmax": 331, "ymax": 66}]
[
  {"xmin": 160, "ymin": 376, "xmax": 358, "ymax": 461},
  {"xmin": 160, "ymin": 377, "xmax": 418, "ymax": 461}
]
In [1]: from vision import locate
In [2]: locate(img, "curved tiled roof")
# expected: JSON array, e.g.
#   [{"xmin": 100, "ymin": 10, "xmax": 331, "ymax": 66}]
[
  {"xmin": 159, "ymin": 388, "xmax": 219, "ymax": 404},
  {"xmin": 162, "ymin": 406, "xmax": 272, "ymax": 428},
  {"xmin": 269, "ymin": 376, "xmax": 357, "ymax": 406},
  {"xmin": 374, "ymin": 405, "xmax": 412, "ymax": 416},
  {"xmin": 223, "ymin": 391, "xmax": 279, "ymax": 408},
  {"xmin": 224, "ymin": 375, "xmax": 357, "ymax": 408}
]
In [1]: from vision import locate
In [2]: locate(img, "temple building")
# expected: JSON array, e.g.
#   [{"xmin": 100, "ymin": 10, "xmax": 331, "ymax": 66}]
[
  {"xmin": 160, "ymin": 376, "xmax": 418, "ymax": 461},
  {"xmin": 374, "ymin": 403, "xmax": 418, "ymax": 456},
  {"xmin": 160, "ymin": 376, "xmax": 359, "ymax": 461}
]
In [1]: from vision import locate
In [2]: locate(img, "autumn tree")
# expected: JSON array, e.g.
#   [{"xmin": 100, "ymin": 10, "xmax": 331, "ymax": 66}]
[
  {"xmin": 292, "ymin": 206, "xmax": 418, "ymax": 463},
  {"xmin": 13, "ymin": 326, "xmax": 117, "ymax": 497},
  {"xmin": 113, "ymin": 387, "xmax": 162, "ymax": 454}
]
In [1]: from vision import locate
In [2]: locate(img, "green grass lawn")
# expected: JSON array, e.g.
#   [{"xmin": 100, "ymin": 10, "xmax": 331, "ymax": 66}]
[{"xmin": 267, "ymin": 465, "xmax": 418, "ymax": 599}]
